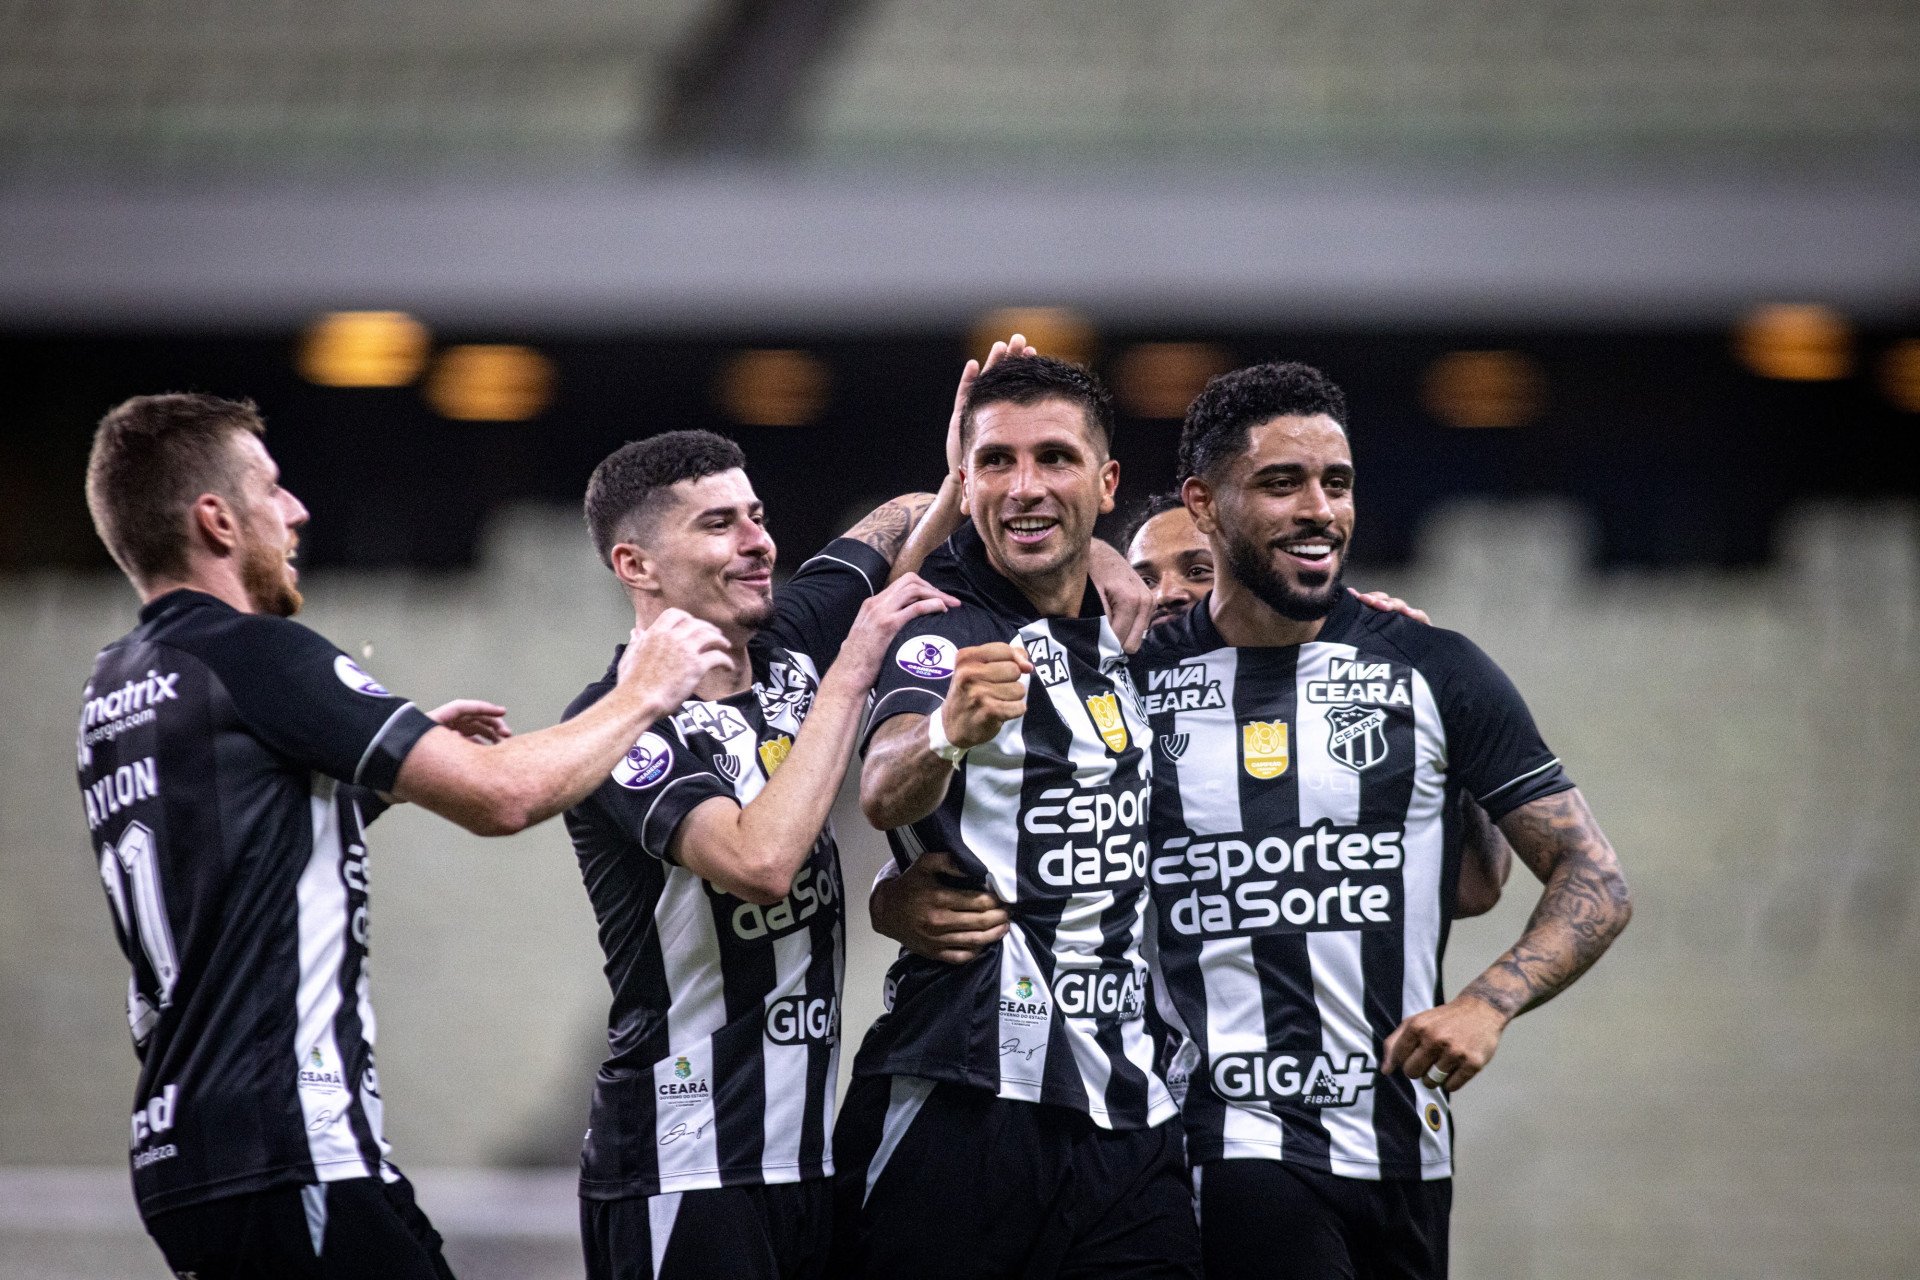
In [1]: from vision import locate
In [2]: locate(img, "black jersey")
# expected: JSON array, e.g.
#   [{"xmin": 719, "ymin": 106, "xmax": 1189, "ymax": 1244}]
[
  {"xmin": 1136, "ymin": 592, "xmax": 1573, "ymax": 1180},
  {"xmin": 854, "ymin": 526, "xmax": 1176, "ymax": 1132},
  {"xmin": 76, "ymin": 590, "xmax": 437, "ymax": 1218},
  {"xmin": 562, "ymin": 539, "xmax": 888, "ymax": 1199}
]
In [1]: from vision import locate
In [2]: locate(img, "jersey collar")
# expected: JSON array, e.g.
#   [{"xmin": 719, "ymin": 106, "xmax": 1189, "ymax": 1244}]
[{"xmin": 137, "ymin": 588, "xmax": 233, "ymax": 625}]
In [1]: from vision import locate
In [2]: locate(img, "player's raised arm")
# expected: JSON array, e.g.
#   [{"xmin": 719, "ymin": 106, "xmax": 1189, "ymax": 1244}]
[
  {"xmin": 1383, "ymin": 786, "xmax": 1631, "ymax": 1091},
  {"xmin": 859, "ymin": 640, "xmax": 1032, "ymax": 831},
  {"xmin": 391, "ymin": 609, "xmax": 732, "ymax": 836},
  {"xmin": 668, "ymin": 575, "xmax": 956, "ymax": 904}
]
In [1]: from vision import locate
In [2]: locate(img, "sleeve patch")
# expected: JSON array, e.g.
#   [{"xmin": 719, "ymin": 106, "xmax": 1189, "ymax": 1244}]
[
  {"xmin": 613, "ymin": 732, "xmax": 674, "ymax": 789},
  {"xmin": 895, "ymin": 635, "xmax": 957, "ymax": 680},
  {"xmin": 333, "ymin": 655, "xmax": 392, "ymax": 697}
]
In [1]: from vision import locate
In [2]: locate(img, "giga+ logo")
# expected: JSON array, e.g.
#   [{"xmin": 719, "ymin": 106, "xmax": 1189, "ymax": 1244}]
[
  {"xmin": 1210, "ymin": 1052, "xmax": 1376, "ymax": 1109},
  {"xmin": 765, "ymin": 995, "xmax": 839, "ymax": 1045}
]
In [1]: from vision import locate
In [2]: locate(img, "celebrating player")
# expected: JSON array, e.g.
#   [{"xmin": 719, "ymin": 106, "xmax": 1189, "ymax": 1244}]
[
  {"xmin": 77, "ymin": 394, "xmax": 730, "ymax": 1279},
  {"xmin": 1142, "ymin": 362, "xmax": 1632, "ymax": 1278},
  {"xmin": 838, "ymin": 356, "xmax": 1200, "ymax": 1277}
]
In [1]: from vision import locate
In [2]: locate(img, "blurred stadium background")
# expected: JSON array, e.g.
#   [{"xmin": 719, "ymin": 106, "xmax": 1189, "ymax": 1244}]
[{"xmin": 3, "ymin": 1, "xmax": 1917, "ymax": 1276}]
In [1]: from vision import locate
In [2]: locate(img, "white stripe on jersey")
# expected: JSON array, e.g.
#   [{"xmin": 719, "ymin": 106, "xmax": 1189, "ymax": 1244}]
[
  {"xmin": 648, "ymin": 1191, "xmax": 683, "ymax": 1277},
  {"xmin": 1294, "ymin": 644, "xmax": 1382, "ymax": 1177},
  {"xmin": 760, "ymin": 927, "xmax": 814, "ymax": 1179},
  {"xmin": 295, "ymin": 776, "xmax": 372, "ymax": 1181},
  {"xmin": 864, "ymin": 1075, "xmax": 935, "ymax": 1207},
  {"xmin": 1406, "ymin": 669, "xmax": 1452, "ymax": 1174},
  {"xmin": 654, "ymin": 863, "xmax": 725, "ymax": 1188}
]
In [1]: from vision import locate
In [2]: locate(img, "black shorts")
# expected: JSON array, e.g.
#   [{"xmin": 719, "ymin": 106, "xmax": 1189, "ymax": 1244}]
[
  {"xmin": 832, "ymin": 1074, "xmax": 1200, "ymax": 1280},
  {"xmin": 580, "ymin": 1178, "xmax": 831, "ymax": 1280},
  {"xmin": 1195, "ymin": 1159, "xmax": 1451, "ymax": 1280},
  {"xmin": 144, "ymin": 1173, "xmax": 455, "ymax": 1280}
]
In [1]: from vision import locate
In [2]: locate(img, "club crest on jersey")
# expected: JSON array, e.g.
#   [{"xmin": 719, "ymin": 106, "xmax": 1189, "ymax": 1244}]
[
  {"xmin": 1085, "ymin": 693, "xmax": 1129, "ymax": 753},
  {"xmin": 713, "ymin": 751, "xmax": 742, "ymax": 783},
  {"xmin": 1326, "ymin": 705, "xmax": 1388, "ymax": 771},
  {"xmin": 1158, "ymin": 733, "xmax": 1189, "ymax": 762},
  {"xmin": 1024, "ymin": 634, "xmax": 1071, "ymax": 687},
  {"xmin": 1241, "ymin": 720, "xmax": 1290, "ymax": 780},
  {"xmin": 757, "ymin": 734, "xmax": 793, "ymax": 775},
  {"xmin": 895, "ymin": 635, "xmax": 957, "ymax": 680},
  {"xmin": 613, "ymin": 732, "xmax": 673, "ymax": 789},
  {"xmin": 332, "ymin": 655, "xmax": 390, "ymax": 697}
]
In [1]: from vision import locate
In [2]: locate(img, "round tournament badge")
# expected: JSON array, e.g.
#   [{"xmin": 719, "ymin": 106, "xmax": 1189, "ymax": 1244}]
[
  {"xmin": 894, "ymin": 635, "xmax": 957, "ymax": 681},
  {"xmin": 613, "ymin": 732, "xmax": 673, "ymax": 789},
  {"xmin": 333, "ymin": 655, "xmax": 392, "ymax": 697}
]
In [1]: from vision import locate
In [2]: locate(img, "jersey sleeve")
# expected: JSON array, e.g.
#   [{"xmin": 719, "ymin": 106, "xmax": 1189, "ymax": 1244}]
[
  {"xmin": 861, "ymin": 606, "xmax": 995, "ymax": 749},
  {"xmin": 1428, "ymin": 631, "xmax": 1575, "ymax": 821},
  {"xmin": 191, "ymin": 615, "xmax": 435, "ymax": 792},
  {"xmin": 582, "ymin": 720, "xmax": 738, "ymax": 862},
  {"xmin": 764, "ymin": 536, "xmax": 891, "ymax": 669}
]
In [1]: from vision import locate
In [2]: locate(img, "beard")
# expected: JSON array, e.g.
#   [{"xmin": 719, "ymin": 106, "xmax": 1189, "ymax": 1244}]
[
  {"xmin": 1223, "ymin": 526, "xmax": 1344, "ymax": 622},
  {"xmin": 240, "ymin": 534, "xmax": 302, "ymax": 617},
  {"xmin": 740, "ymin": 592, "xmax": 777, "ymax": 632}
]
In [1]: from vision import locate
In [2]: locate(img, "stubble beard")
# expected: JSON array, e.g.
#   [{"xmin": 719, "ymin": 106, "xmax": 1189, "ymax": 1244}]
[
  {"xmin": 1222, "ymin": 527, "xmax": 1343, "ymax": 623},
  {"xmin": 240, "ymin": 535, "xmax": 302, "ymax": 617}
]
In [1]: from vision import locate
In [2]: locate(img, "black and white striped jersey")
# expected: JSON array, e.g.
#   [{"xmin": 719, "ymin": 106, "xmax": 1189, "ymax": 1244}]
[
  {"xmin": 562, "ymin": 539, "xmax": 888, "ymax": 1200},
  {"xmin": 1137, "ymin": 592, "xmax": 1573, "ymax": 1180},
  {"xmin": 77, "ymin": 590, "xmax": 437, "ymax": 1218},
  {"xmin": 854, "ymin": 526, "xmax": 1177, "ymax": 1132}
]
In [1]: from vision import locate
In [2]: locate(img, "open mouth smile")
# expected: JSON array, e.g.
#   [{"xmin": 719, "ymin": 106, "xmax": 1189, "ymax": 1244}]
[
  {"xmin": 1276, "ymin": 536, "xmax": 1340, "ymax": 569},
  {"xmin": 1003, "ymin": 516, "xmax": 1058, "ymax": 547}
]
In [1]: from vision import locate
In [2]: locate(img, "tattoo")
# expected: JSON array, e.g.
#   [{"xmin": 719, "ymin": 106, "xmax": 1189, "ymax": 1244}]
[
  {"xmin": 1460, "ymin": 788, "xmax": 1632, "ymax": 1019},
  {"xmin": 845, "ymin": 493, "xmax": 938, "ymax": 565}
]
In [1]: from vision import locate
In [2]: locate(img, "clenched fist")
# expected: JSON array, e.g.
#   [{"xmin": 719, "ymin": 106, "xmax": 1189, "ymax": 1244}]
[{"xmin": 939, "ymin": 641, "xmax": 1034, "ymax": 749}]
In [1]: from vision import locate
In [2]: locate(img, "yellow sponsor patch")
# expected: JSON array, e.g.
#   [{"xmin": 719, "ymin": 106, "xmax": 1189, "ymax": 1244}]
[
  {"xmin": 757, "ymin": 735, "xmax": 792, "ymax": 775},
  {"xmin": 1085, "ymin": 692, "xmax": 1129, "ymax": 753},
  {"xmin": 1241, "ymin": 720, "xmax": 1290, "ymax": 779}
]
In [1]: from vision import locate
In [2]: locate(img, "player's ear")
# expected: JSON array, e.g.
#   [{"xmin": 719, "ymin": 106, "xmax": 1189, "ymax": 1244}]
[
  {"xmin": 190, "ymin": 493, "xmax": 241, "ymax": 556},
  {"xmin": 610, "ymin": 542, "xmax": 661, "ymax": 594},
  {"xmin": 1181, "ymin": 475, "xmax": 1217, "ymax": 536},
  {"xmin": 957, "ymin": 466, "xmax": 973, "ymax": 517},
  {"xmin": 1097, "ymin": 459, "xmax": 1119, "ymax": 515}
]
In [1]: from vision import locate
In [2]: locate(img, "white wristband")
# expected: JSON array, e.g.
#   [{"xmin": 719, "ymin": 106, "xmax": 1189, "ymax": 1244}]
[{"xmin": 927, "ymin": 706, "xmax": 967, "ymax": 767}]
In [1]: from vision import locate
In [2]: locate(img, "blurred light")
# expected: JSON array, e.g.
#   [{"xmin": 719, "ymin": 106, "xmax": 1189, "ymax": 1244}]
[
  {"xmin": 1114, "ymin": 343, "xmax": 1232, "ymax": 419},
  {"xmin": 971, "ymin": 307, "xmax": 1096, "ymax": 367},
  {"xmin": 1736, "ymin": 304, "xmax": 1852, "ymax": 381},
  {"xmin": 425, "ymin": 345, "xmax": 554, "ymax": 421},
  {"xmin": 1421, "ymin": 350, "xmax": 1545, "ymax": 429},
  {"xmin": 1878, "ymin": 339, "xmax": 1920, "ymax": 413},
  {"xmin": 719, "ymin": 349, "xmax": 830, "ymax": 426},
  {"xmin": 298, "ymin": 311, "xmax": 430, "ymax": 388}
]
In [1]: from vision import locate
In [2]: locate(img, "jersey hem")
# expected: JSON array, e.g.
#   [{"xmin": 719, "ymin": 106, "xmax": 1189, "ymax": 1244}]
[
  {"xmin": 577, "ymin": 1160, "xmax": 832, "ymax": 1201},
  {"xmin": 1189, "ymin": 1141, "xmax": 1452, "ymax": 1182},
  {"xmin": 854, "ymin": 1059, "xmax": 1174, "ymax": 1132},
  {"xmin": 133, "ymin": 1156, "xmax": 376, "ymax": 1219}
]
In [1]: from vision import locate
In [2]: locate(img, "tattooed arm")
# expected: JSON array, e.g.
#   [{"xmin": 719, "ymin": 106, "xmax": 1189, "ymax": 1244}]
[
  {"xmin": 1453, "ymin": 796, "xmax": 1514, "ymax": 918},
  {"xmin": 1382, "ymin": 787, "xmax": 1631, "ymax": 1092},
  {"xmin": 843, "ymin": 490, "xmax": 955, "ymax": 581}
]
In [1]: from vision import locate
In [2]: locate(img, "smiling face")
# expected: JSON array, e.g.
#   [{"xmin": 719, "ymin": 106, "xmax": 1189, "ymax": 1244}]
[
  {"xmin": 1128, "ymin": 505, "xmax": 1215, "ymax": 628},
  {"xmin": 1187, "ymin": 413, "xmax": 1353, "ymax": 622},
  {"xmin": 962, "ymin": 397, "xmax": 1119, "ymax": 611},
  {"xmin": 632, "ymin": 468, "xmax": 777, "ymax": 637},
  {"xmin": 229, "ymin": 432, "xmax": 308, "ymax": 617}
]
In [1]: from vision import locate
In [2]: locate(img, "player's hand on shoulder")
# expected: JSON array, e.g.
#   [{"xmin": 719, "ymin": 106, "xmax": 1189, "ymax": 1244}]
[
  {"xmin": 839, "ymin": 574, "xmax": 961, "ymax": 685},
  {"xmin": 619, "ymin": 608, "xmax": 733, "ymax": 709},
  {"xmin": 871, "ymin": 852, "xmax": 1010, "ymax": 964},
  {"xmin": 428, "ymin": 699, "xmax": 511, "ymax": 744},
  {"xmin": 1349, "ymin": 587, "xmax": 1431, "ymax": 626},
  {"xmin": 942, "ymin": 641, "xmax": 1033, "ymax": 749},
  {"xmin": 1380, "ymin": 991, "xmax": 1507, "ymax": 1094},
  {"xmin": 1089, "ymin": 539, "xmax": 1153, "ymax": 652}
]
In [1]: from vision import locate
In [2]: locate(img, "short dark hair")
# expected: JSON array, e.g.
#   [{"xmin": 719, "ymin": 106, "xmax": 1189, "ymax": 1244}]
[
  {"xmin": 86, "ymin": 393, "xmax": 266, "ymax": 586},
  {"xmin": 960, "ymin": 355, "xmax": 1114, "ymax": 456},
  {"xmin": 1177, "ymin": 362, "xmax": 1348, "ymax": 482},
  {"xmin": 1120, "ymin": 491, "xmax": 1188, "ymax": 552},
  {"xmin": 584, "ymin": 429, "xmax": 747, "ymax": 565}
]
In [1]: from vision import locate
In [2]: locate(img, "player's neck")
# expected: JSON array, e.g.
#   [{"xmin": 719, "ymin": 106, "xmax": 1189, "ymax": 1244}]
[
  {"xmin": 140, "ymin": 560, "xmax": 255, "ymax": 615},
  {"xmin": 1209, "ymin": 575, "xmax": 1327, "ymax": 649},
  {"xmin": 630, "ymin": 599, "xmax": 753, "ymax": 701},
  {"xmin": 995, "ymin": 553, "xmax": 1089, "ymax": 619}
]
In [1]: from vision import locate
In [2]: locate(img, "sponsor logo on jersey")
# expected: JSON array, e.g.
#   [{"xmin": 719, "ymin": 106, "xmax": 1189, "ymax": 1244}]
[
  {"xmin": 1013, "ymin": 976, "xmax": 1034, "ymax": 999},
  {"xmin": 756, "ymin": 660, "xmax": 816, "ymax": 731},
  {"xmin": 613, "ymin": 732, "xmax": 673, "ymax": 789},
  {"xmin": 1151, "ymin": 822, "xmax": 1404, "ymax": 938},
  {"xmin": 764, "ymin": 995, "xmax": 839, "ymax": 1045},
  {"xmin": 713, "ymin": 751, "xmax": 742, "ymax": 783},
  {"xmin": 659, "ymin": 1056, "xmax": 709, "ymax": 1107},
  {"xmin": 1000, "ymin": 976, "xmax": 1049, "ymax": 1026},
  {"xmin": 1210, "ymin": 1051, "xmax": 1376, "ymax": 1108},
  {"xmin": 1158, "ymin": 733, "xmax": 1189, "ymax": 762},
  {"xmin": 1306, "ymin": 659, "xmax": 1412, "ymax": 707},
  {"xmin": 299, "ymin": 1044, "xmax": 346, "ymax": 1093},
  {"xmin": 728, "ymin": 862, "xmax": 838, "ymax": 941},
  {"xmin": 1084, "ymin": 693, "xmax": 1129, "ymax": 752},
  {"xmin": 1024, "ymin": 783, "xmax": 1152, "ymax": 889},
  {"xmin": 1054, "ymin": 966, "xmax": 1147, "ymax": 1021},
  {"xmin": 1327, "ymin": 705, "xmax": 1389, "ymax": 771},
  {"xmin": 1141, "ymin": 662, "xmax": 1225, "ymax": 715},
  {"xmin": 896, "ymin": 635, "xmax": 957, "ymax": 680},
  {"xmin": 1241, "ymin": 720, "xmax": 1290, "ymax": 779},
  {"xmin": 129, "ymin": 1083, "xmax": 179, "ymax": 1149},
  {"xmin": 79, "ymin": 670, "xmax": 179, "ymax": 764},
  {"xmin": 672, "ymin": 702, "xmax": 751, "ymax": 743},
  {"xmin": 673, "ymin": 1056, "xmax": 691, "ymax": 1079},
  {"xmin": 1425, "ymin": 1102, "xmax": 1445, "ymax": 1131},
  {"xmin": 757, "ymin": 734, "xmax": 792, "ymax": 776},
  {"xmin": 83, "ymin": 755, "xmax": 158, "ymax": 831},
  {"xmin": 1024, "ymin": 635, "xmax": 1071, "ymax": 687},
  {"xmin": 332, "ymin": 655, "xmax": 391, "ymax": 697}
]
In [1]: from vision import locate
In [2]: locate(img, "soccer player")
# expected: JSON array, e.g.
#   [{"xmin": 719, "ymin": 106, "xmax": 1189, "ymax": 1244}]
[
  {"xmin": 561, "ymin": 429, "xmax": 959, "ymax": 1280},
  {"xmin": 1142, "ymin": 362, "xmax": 1633, "ymax": 1279},
  {"xmin": 838, "ymin": 356, "xmax": 1200, "ymax": 1278},
  {"xmin": 78, "ymin": 394, "xmax": 731, "ymax": 1279}
]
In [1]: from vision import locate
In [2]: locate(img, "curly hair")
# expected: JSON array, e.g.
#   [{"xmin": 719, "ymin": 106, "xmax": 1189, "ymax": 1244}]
[{"xmin": 1177, "ymin": 362, "xmax": 1347, "ymax": 482}]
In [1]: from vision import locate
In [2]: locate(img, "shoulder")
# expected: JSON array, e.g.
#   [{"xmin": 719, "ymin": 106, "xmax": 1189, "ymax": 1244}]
[
  {"xmin": 159, "ymin": 608, "xmax": 351, "ymax": 679},
  {"xmin": 1131, "ymin": 606, "xmax": 1216, "ymax": 673},
  {"xmin": 1342, "ymin": 605, "xmax": 1482, "ymax": 673},
  {"xmin": 564, "ymin": 674, "xmax": 617, "ymax": 723}
]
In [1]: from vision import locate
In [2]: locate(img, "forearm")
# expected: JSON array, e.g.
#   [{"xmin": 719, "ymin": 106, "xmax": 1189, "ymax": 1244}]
[
  {"xmin": 1453, "ymin": 797, "xmax": 1513, "ymax": 918},
  {"xmin": 891, "ymin": 476, "xmax": 964, "ymax": 581},
  {"xmin": 1460, "ymin": 788, "xmax": 1632, "ymax": 1020},
  {"xmin": 842, "ymin": 491, "xmax": 942, "ymax": 575},
  {"xmin": 860, "ymin": 712, "xmax": 956, "ymax": 830}
]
